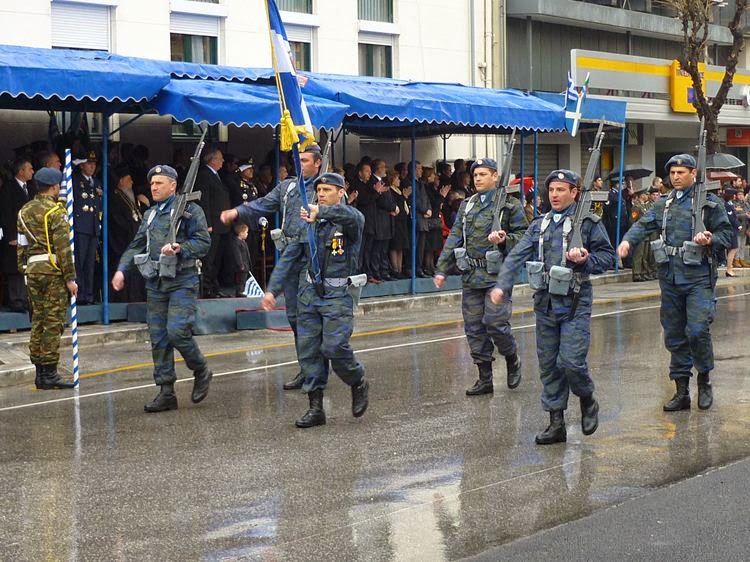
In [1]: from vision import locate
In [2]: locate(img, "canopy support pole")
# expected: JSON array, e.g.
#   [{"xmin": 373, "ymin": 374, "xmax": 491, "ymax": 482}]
[
  {"xmin": 533, "ymin": 131, "xmax": 539, "ymax": 217},
  {"xmin": 109, "ymin": 112, "xmax": 145, "ymax": 136},
  {"xmin": 410, "ymin": 129, "xmax": 417, "ymax": 295},
  {"xmin": 615, "ymin": 126, "xmax": 626, "ymax": 274},
  {"xmin": 102, "ymin": 113, "xmax": 110, "ymax": 324},
  {"xmin": 519, "ymin": 132, "xmax": 525, "ymax": 196}
]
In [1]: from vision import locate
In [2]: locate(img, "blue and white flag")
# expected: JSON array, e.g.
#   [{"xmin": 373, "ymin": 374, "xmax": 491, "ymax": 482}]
[
  {"xmin": 243, "ymin": 273, "xmax": 265, "ymax": 298},
  {"xmin": 564, "ymin": 72, "xmax": 589, "ymax": 137}
]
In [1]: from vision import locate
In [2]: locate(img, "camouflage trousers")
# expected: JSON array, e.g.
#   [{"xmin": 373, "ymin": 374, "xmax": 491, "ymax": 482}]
[
  {"xmin": 660, "ymin": 277, "xmax": 716, "ymax": 379},
  {"xmin": 297, "ymin": 288, "xmax": 364, "ymax": 393},
  {"xmin": 146, "ymin": 276, "xmax": 207, "ymax": 385},
  {"xmin": 461, "ymin": 287, "xmax": 517, "ymax": 364},
  {"xmin": 27, "ymin": 274, "xmax": 68, "ymax": 365},
  {"xmin": 632, "ymin": 239, "xmax": 657, "ymax": 281},
  {"xmin": 533, "ymin": 290, "xmax": 595, "ymax": 412}
]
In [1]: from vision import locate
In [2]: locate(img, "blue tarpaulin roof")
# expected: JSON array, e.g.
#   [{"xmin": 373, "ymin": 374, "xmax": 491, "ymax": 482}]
[
  {"xmin": 147, "ymin": 79, "xmax": 348, "ymax": 129},
  {"xmin": 0, "ymin": 44, "xmax": 169, "ymax": 107},
  {"xmin": 534, "ymin": 91, "xmax": 627, "ymax": 128},
  {"xmin": 299, "ymin": 73, "xmax": 565, "ymax": 136},
  {"xmin": 122, "ymin": 56, "xmax": 275, "ymax": 82}
]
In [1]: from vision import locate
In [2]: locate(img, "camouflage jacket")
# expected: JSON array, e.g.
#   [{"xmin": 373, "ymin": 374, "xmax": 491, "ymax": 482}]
[
  {"xmin": 622, "ymin": 184, "xmax": 732, "ymax": 283},
  {"xmin": 436, "ymin": 187, "xmax": 528, "ymax": 289},
  {"xmin": 16, "ymin": 194, "xmax": 76, "ymax": 281}
]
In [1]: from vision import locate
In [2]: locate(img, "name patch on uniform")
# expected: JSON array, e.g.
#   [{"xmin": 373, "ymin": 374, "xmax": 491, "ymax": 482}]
[{"xmin": 17, "ymin": 234, "xmax": 29, "ymax": 246}]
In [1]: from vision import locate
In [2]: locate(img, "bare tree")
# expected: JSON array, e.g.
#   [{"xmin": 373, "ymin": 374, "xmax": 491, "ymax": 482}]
[{"xmin": 658, "ymin": 0, "xmax": 748, "ymax": 153}]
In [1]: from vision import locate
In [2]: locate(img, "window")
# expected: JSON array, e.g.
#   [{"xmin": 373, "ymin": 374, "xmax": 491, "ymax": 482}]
[
  {"xmin": 170, "ymin": 33, "xmax": 218, "ymax": 64},
  {"xmin": 290, "ymin": 41, "xmax": 311, "ymax": 71},
  {"xmin": 358, "ymin": 43, "xmax": 392, "ymax": 77},
  {"xmin": 358, "ymin": 0, "xmax": 393, "ymax": 22},
  {"xmin": 278, "ymin": 0, "xmax": 312, "ymax": 13},
  {"xmin": 51, "ymin": 2, "xmax": 111, "ymax": 51}
]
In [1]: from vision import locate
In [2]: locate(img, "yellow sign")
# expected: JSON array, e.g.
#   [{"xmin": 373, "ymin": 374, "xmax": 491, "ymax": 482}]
[{"xmin": 670, "ymin": 59, "xmax": 705, "ymax": 113}]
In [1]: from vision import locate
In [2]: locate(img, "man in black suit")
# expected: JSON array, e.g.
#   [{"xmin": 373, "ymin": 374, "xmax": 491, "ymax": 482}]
[
  {"xmin": 195, "ymin": 147, "xmax": 232, "ymax": 297},
  {"xmin": 1, "ymin": 157, "xmax": 35, "ymax": 311}
]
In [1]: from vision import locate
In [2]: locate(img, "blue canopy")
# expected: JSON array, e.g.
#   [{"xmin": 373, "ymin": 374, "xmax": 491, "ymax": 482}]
[
  {"xmin": 0, "ymin": 44, "xmax": 168, "ymax": 109},
  {"xmin": 146, "ymin": 79, "xmax": 348, "ymax": 129},
  {"xmin": 535, "ymin": 91, "xmax": 627, "ymax": 128},
  {"xmin": 299, "ymin": 73, "xmax": 565, "ymax": 136},
  {"xmin": 120, "ymin": 56, "xmax": 274, "ymax": 83}
]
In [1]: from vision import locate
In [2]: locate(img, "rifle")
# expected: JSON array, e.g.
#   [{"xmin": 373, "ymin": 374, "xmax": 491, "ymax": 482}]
[
  {"xmin": 168, "ymin": 128, "xmax": 207, "ymax": 246},
  {"xmin": 569, "ymin": 121, "xmax": 605, "ymax": 250},
  {"xmin": 491, "ymin": 129, "xmax": 517, "ymax": 232},
  {"xmin": 692, "ymin": 117, "xmax": 708, "ymax": 237}
]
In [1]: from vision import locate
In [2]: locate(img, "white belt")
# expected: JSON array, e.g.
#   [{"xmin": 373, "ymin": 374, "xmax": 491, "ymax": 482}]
[
  {"xmin": 305, "ymin": 273, "xmax": 349, "ymax": 287},
  {"xmin": 28, "ymin": 254, "xmax": 56, "ymax": 264}
]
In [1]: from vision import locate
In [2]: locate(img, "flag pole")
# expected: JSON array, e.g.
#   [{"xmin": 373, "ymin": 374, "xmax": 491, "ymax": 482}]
[{"xmin": 63, "ymin": 149, "xmax": 80, "ymax": 387}]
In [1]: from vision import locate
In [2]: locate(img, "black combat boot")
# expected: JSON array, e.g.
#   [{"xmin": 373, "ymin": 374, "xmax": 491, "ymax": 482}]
[
  {"xmin": 663, "ymin": 377, "xmax": 691, "ymax": 412},
  {"xmin": 144, "ymin": 383, "xmax": 178, "ymax": 413},
  {"xmin": 580, "ymin": 394, "xmax": 599, "ymax": 436},
  {"xmin": 37, "ymin": 364, "xmax": 75, "ymax": 390},
  {"xmin": 535, "ymin": 411, "xmax": 567, "ymax": 445},
  {"xmin": 33, "ymin": 364, "xmax": 42, "ymax": 389},
  {"xmin": 283, "ymin": 371, "xmax": 305, "ymax": 390},
  {"xmin": 351, "ymin": 380, "xmax": 369, "ymax": 418},
  {"xmin": 295, "ymin": 389, "xmax": 326, "ymax": 428},
  {"xmin": 191, "ymin": 366, "xmax": 213, "ymax": 403},
  {"xmin": 505, "ymin": 353, "xmax": 522, "ymax": 389},
  {"xmin": 697, "ymin": 372, "xmax": 713, "ymax": 410},
  {"xmin": 466, "ymin": 362, "xmax": 494, "ymax": 396}
]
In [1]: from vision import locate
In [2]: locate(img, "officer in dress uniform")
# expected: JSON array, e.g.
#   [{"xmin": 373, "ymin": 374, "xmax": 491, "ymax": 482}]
[
  {"xmin": 112, "ymin": 165, "xmax": 213, "ymax": 413},
  {"xmin": 16, "ymin": 168, "xmax": 77, "ymax": 389},
  {"xmin": 220, "ymin": 144, "xmax": 323, "ymax": 390},
  {"xmin": 619, "ymin": 154, "xmax": 733, "ymax": 411},
  {"xmin": 491, "ymin": 170, "xmax": 615, "ymax": 444},
  {"xmin": 72, "ymin": 150, "xmax": 102, "ymax": 304},
  {"xmin": 434, "ymin": 158, "xmax": 527, "ymax": 395},
  {"xmin": 261, "ymin": 173, "xmax": 368, "ymax": 428},
  {"xmin": 226, "ymin": 159, "xmax": 262, "ymax": 277}
]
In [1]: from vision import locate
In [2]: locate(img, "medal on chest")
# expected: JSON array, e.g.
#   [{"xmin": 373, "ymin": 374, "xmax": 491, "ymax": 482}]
[{"xmin": 331, "ymin": 231, "xmax": 345, "ymax": 255}]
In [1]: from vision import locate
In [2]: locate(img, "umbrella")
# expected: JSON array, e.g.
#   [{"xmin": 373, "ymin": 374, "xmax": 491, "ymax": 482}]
[
  {"xmin": 606, "ymin": 165, "xmax": 653, "ymax": 181},
  {"xmin": 510, "ymin": 176, "xmax": 535, "ymax": 194},
  {"xmin": 708, "ymin": 170, "xmax": 739, "ymax": 181},
  {"xmin": 705, "ymin": 152, "xmax": 744, "ymax": 170}
]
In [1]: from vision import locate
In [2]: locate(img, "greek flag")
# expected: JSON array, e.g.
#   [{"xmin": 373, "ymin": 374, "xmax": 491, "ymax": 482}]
[
  {"xmin": 243, "ymin": 274, "xmax": 265, "ymax": 298},
  {"xmin": 266, "ymin": 0, "xmax": 315, "ymax": 152},
  {"xmin": 564, "ymin": 72, "xmax": 589, "ymax": 138}
]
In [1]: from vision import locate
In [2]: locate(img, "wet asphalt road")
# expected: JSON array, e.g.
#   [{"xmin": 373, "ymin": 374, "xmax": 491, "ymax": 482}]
[{"xmin": 1, "ymin": 282, "xmax": 750, "ymax": 561}]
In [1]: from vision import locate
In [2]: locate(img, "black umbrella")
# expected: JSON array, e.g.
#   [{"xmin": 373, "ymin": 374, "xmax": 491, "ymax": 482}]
[
  {"xmin": 606, "ymin": 165, "xmax": 653, "ymax": 181},
  {"xmin": 705, "ymin": 152, "xmax": 744, "ymax": 170}
]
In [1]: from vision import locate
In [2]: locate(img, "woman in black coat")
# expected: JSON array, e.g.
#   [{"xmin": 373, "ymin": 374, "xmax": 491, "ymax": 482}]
[{"xmin": 387, "ymin": 170, "xmax": 411, "ymax": 277}]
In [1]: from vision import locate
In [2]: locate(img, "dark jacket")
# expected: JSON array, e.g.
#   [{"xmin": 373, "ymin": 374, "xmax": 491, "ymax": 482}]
[
  {"xmin": 108, "ymin": 188, "xmax": 147, "ymax": 265},
  {"xmin": 352, "ymin": 176, "xmax": 377, "ymax": 236},
  {"xmin": 196, "ymin": 165, "xmax": 231, "ymax": 235},
  {"xmin": 1, "ymin": 178, "xmax": 34, "ymax": 273},
  {"xmin": 72, "ymin": 171, "xmax": 101, "ymax": 236}
]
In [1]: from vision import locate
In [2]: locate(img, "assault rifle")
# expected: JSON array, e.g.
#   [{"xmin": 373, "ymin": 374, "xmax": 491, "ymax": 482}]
[
  {"xmin": 169, "ymin": 128, "xmax": 207, "ymax": 246},
  {"xmin": 691, "ymin": 117, "xmax": 708, "ymax": 237},
  {"xmin": 491, "ymin": 129, "xmax": 517, "ymax": 232},
  {"xmin": 569, "ymin": 121, "xmax": 605, "ymax": 250}
]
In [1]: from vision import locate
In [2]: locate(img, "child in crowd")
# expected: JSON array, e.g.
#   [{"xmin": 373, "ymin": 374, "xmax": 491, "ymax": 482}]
[{"xmin": 226, "ymin": 222, "xmax": 252, "ymax": 296}]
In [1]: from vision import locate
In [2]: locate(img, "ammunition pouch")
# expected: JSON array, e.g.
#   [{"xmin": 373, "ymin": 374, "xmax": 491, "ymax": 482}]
[
  {"xmin": 270, "ymin": 228, "xmax": 288, "ymax": 253},
  {"xmin": 526, "ymin": 261, "xmax": 547, "ymax": 291},
  {"xmin": 454, "ymin": 247, "xmax": 470, "ymax": 272},
  {"xmin": 134, "ymin": 253, "xmax": 158, "ymax": 279},
  {"xmin": 681, "ymin": 241, "xmax": 704, "ymax": 266},
  {"xmin": 346, "ymin": 273, "xmax": 368, "ymax": 307},
  {"xmin": 650, "ymin": 239, "xmax": 669, "ymax": 264},
  {"xmin": 158, "ymin": 254, "xmax": 178, "ymax": 279},
  {"xmin": 548, "ymin": 265, "xmax": 574, "ymax": 296},
  {"xmin": 485, "ymin": 250, "xmax": 503, "ymax": 275}
]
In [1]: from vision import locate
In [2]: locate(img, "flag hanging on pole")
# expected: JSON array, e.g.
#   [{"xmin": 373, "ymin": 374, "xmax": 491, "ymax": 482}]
[
  {"xmin": 564, "ymin": 72, "xmax": 590, "ymax": 137},
  {"xmin": 265, "ymin": 0, "xmax": 323, "ymax": 288}
]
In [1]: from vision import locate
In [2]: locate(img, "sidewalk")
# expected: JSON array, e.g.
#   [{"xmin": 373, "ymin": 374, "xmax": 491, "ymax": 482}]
[{"xmin": 2, "ymin": 269, "xmax": 748, "ymax": 385}]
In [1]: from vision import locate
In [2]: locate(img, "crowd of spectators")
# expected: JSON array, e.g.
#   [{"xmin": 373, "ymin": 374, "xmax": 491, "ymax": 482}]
[{"xmin": 3, "ymin": 139, "xmax": 750, "ymax": 312}]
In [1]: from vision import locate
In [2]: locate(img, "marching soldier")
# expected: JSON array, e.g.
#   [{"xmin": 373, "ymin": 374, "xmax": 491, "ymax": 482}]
[
  {"xmin": 619, "ymin": 154, "xmax": 733, "ymax": 411},
  {"xmin": 491, "ymin": 170, "xmax": 615, "ymax": 444},
  {"xmin": 261, "ymin": 173, "xmax": 368, "ymax": 428},
  {"xmin": 434, "ymin": 158, "xmax": 527, "ymax": 395},
  {"xmin": 112, "ymin": 165, "xmax": 213, "ymax": 413},
  {"xmin": 72, "ymin": 150, "xmax": 102, "ymax": 304},
  {"xmin": 16, "ymin": 168, "xmax": 76, "ymax": 389},
  {"xmin": 630, "ymin": 183, "xmax": 656, "ymax": 281}
]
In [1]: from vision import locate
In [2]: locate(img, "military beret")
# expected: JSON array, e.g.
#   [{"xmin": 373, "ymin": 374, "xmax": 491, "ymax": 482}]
[
  {"xmin": 724, "ymin": 186, "xmax": 738, "ymax": 196},
  {"xmin": 34, "ymin": 167, "xmax": 63, "ymax": 187},
  {"xmin": 147, "ymin": 164, "xmax": 178, "ymax": 182},
  {"xmin": 470, "ymin": 158, "xmax": 498, "ymax": 173},
  {"xmin": 544, "ymin": 169, "xmax": 581, "ymax": 189},
  {"xmin": 314, "ymin": 172, "xmax": 346, "ymax": 189},
  {"xmin": 665, "ymin": 153, "xmax": 696, "ymax": 172},
  {"xmin": 303, "ymin": 143, "xmax": 322, "ymax": 157}
]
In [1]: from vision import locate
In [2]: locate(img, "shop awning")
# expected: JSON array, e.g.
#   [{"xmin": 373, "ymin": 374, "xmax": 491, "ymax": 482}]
[
  {"xmin": 0, "ymin": 44, "xmax": 169, "ymax": 109},
  {"xmin": 299, "ymin": 73, "xmax": 566, "ymax": 136},
  {"xmin": 146, "ymin": 79, "xmax": 348, "ymax": 129},
  {"xmin": 124, "ymin": 56, "xmax": 274, "ymax": 83},
  {"xmin": 534, "ymin": 91, "xmax": 627, "ymax": 128}
]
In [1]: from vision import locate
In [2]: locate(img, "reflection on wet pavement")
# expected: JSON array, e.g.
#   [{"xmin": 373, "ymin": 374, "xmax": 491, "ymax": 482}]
[{"xmin": 1, "ymin": 283, "xmax": 749, "ymax": 560}]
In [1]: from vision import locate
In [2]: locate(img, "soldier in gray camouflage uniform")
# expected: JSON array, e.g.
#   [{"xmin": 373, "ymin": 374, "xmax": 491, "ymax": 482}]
[{"xmin": 434, "ymin": 158, "xmax": 527, "ymax": 395}]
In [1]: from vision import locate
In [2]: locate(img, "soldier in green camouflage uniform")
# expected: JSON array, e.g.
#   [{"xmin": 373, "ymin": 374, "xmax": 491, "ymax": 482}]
[
  {"xmin": 16, "ymin": 167, "xmax": 76, "ymax": 389},
  {"xmin": 630, "ymin": 183, "xmax": 657, "ymax": 281},
  {"xmin": 434, "ymin": 158, "xmax": 528, "ymax": 395}
]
